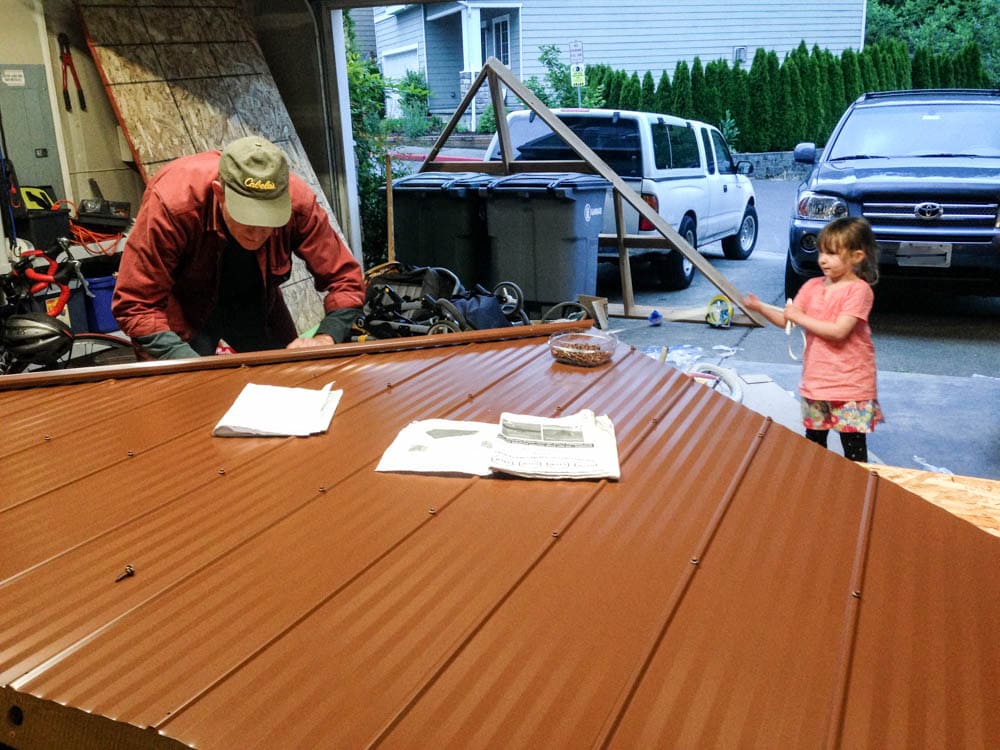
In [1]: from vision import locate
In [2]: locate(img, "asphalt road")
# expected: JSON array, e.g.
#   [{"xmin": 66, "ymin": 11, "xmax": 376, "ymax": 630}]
[{"xmin": 602, "ymin": 178, "xmax": 1000, "ymax": 480}]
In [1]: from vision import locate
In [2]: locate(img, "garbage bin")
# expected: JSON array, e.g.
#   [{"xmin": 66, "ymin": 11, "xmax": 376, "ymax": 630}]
[
  {"xmin": 483, "ymin": 173, "xmax": 610, "ymax": 305},
  {"xmin": 387, "ymin": 171, "xmax": 494, "ymax": 287}
]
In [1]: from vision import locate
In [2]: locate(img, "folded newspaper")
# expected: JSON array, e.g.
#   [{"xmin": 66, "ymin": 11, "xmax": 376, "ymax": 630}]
[
  {"xmin": 213, "ymin": 382, "xmax": 342, "ymax": 437},
  {"xmin": 376, "ymin": 409, "xmax": 620, "ymax": 480}
]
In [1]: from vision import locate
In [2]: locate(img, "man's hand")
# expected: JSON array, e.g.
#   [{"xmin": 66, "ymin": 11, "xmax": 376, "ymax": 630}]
[{"xmin": 286, "ymin": 333, "xmax": 335, "ymax": 349}]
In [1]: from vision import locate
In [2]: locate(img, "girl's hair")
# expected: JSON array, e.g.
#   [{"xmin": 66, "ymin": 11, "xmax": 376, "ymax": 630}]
[{"xmin": 818, "ymin": 217, "xmax": 879, "ymax": 285}]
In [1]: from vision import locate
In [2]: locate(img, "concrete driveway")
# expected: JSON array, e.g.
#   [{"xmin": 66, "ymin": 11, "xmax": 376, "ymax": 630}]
[{"xmin": 603, "ymin": 179, "xmax": 1000, "ymax": 480}]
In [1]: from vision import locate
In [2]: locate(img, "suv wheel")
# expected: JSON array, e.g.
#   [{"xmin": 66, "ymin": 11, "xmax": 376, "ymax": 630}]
[
  {"xmin": 654, "ymin": 216, "xmax": 696, "ymax": 290},
  {"xmin": 722, "ymin": 204, "xmax": 758, "ymax": 260},
  {"xmin": 784, "ymin": 254, "xmax": 809, "ymax": 299}
]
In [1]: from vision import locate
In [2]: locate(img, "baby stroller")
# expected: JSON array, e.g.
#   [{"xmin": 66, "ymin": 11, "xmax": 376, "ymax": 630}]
[{"xmin": 356, "ymin": 262, "xmax": 531, "ymax": 340}]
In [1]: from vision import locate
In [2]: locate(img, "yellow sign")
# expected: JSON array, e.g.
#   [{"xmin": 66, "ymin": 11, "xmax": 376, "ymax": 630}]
[{"xmin": 571, "ymin": 63, "xmax": 585, "ymax": 87}]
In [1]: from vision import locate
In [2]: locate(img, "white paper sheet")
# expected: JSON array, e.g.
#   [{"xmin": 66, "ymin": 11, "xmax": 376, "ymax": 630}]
[{"xmin": 212, "ymin": 382, "xmax": 342, "ymax": 437}]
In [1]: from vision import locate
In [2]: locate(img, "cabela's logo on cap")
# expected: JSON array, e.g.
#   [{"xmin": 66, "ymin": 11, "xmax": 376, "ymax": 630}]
[{"xmin": 244, "ymin": 177, "xmax": 277, "ymax": 192}]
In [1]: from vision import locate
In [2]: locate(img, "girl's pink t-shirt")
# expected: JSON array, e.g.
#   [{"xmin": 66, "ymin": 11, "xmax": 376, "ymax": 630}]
[{"xmin": 794, "ymin": 277, "xmax": 877, "ymax": 401}]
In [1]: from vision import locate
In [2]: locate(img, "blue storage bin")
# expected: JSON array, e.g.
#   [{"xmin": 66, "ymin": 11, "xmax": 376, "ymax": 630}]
[{"xmin": 85, "ymin": 275, "xmax": 118, "ymax": 333}]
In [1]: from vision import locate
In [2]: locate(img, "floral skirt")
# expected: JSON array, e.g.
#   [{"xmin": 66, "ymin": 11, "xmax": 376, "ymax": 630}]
[{"xmin": 801, "ymin": 398, "xmax": 884, "ymax": 433}]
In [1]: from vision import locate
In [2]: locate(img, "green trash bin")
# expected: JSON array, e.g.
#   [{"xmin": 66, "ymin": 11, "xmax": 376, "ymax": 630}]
[
  {"xmin": 386, "ymin": 171, "xmax": 494, "ymax": 287},
  {"xmin": 482, "ymin": 173, "xmax": 610, "ymax": 305}
]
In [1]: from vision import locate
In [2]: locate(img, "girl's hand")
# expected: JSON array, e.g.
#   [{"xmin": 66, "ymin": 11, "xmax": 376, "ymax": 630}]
[
  {"xmin": 784, "ymin": 300, "xmax": 804, "ymax": 325},
  {"xmin": 742, "ymin": 292, "xmax": 763, "ymax": 312}
]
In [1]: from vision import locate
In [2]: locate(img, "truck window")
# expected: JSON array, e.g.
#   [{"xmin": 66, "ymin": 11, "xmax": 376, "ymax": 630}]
[
  {"xmin": 652, "ymin": 122, "xmax": 699, "ymax": 169},
  {"xmin": 502, "ymin": 115, "xmax": 643, "ymax": 177},
  {"xmin": 710, "ymin": 130, "xmax": 735, "ymax": 173},
  {"xmin": 669, "ymin": 125, "xmax": 700, "ymax": 169}
]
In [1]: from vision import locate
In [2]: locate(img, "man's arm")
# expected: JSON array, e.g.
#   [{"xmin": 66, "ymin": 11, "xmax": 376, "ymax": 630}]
[
  {"xmin": 112, "ymin": 189, "xmax": 189, "ymax": 343},
  {"xmin": 288, "ymin": 182, "xmax": 366, "ymax": 320},
  {"xmin": 134, "ymin": 330, "xmax": 199, "ymax": 359}
]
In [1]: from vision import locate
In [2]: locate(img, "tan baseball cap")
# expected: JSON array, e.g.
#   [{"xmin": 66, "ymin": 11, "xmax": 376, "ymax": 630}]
[{"xmin": 218, "ymin": 136, "xmax": 291, "ymax": 228}]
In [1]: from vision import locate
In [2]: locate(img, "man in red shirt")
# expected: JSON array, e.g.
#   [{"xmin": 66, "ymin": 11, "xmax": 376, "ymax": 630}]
[{"xmin": 113, "ymin": 136, "xmax": 365, "ymax": 359}]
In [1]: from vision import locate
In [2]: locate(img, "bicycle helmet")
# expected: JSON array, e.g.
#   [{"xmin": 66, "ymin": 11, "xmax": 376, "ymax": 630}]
[{"xmin": 2, "ymin": 312, "xmax": 74, "ymax": 364}]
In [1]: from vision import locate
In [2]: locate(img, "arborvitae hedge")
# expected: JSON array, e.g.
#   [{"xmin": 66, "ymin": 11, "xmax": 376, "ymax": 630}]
[{"xmin": 543, "ymin": 39, "xmax": 991, "ymax": 150}]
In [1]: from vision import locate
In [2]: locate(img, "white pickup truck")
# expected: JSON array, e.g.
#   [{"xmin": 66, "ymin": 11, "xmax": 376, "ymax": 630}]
[{"xmin": 485, "ymin": 108, "xmax": 758, "ymax": 289}]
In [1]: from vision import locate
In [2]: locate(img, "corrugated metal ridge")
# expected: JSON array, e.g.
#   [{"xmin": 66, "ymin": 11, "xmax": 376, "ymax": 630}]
[{"xmin": 2, "ymin": 330, "xmax": 998, "ymax": 749}]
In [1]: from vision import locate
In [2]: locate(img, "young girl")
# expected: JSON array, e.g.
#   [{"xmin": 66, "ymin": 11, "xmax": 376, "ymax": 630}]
[{"xmin": 744, "ymin": 216, "xmax": 883, "ymax": 462}]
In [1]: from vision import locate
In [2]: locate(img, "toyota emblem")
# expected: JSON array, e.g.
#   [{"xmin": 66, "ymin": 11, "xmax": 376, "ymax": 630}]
[{"xmin": 914, "ymin": 201, "xmax": 944, "ymax": 219}]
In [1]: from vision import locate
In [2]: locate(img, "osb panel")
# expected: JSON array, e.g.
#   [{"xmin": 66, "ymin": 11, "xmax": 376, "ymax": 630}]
[
  {"xmin": 78, "ymin": 6, "xmax": 152, "ymax": 45},
  {"xmin": 220, "ymin": 75, "xmax": 290, "ymax": 144},
  {"xmin": 280, "ymin": 276, "xmax": 325, "ymax": 332},
  {"xmin": 156, "ymin": 43, "xmax": 222, "ymax": 80},
  {"xmin": 209, "ymin": 42, "xmax": 268, "ymax": 76},
  {"xmin": 169, "ymin": 79, "xmax": 246, "ymax": 151},
  {"xmin": 112, "ymin": 81, "xmax": 194, "ymax": 164},
  {"xmin": 861, "ymin": 464, "xmax": 1000, "ymax": 537},
  {"xmin": 198, "ymin": 5, "xmax": 256, "ymax": 42},
  {"xmin": 91, "ymin": 45, "xmax": 163, "ymax": 84}
]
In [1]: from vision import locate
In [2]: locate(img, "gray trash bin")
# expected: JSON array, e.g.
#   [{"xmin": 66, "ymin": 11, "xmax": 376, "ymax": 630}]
[
  {"xmin": 387, "ymin": 171, "xmax": 493, "ymax": 286},
  {"xmin": 483, "ymin": 172, "xmax": 610, "ymax": 305}
]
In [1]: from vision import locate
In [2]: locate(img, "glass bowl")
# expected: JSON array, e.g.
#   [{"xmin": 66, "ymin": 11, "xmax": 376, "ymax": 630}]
[{"xmin": 548, "ymin": 329, "xmax": 617, "ymax": 367}]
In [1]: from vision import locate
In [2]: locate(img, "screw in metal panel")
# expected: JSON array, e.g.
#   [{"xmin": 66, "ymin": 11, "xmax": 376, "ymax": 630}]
[
  {"xmin": 551, "ymin": 531, "xmax": 560, "ymax": 538},
  {"xmin": 319, "ymin": 486, "xmax": 328, "ymax": 493},
  {"xmin": 127, "ymin": 450, "xmax": 135, "ymax": 457},
  {"xmin": 690, "ymin": 557, "xmax": 700, "ymax": 565},
  {"xmin": 43, "ymin": 434, "xmax": 51, "ymax": 441},
  {"xmin": 852, "ymin": 590, "xmax": 862, "ymax": 599},
  {"xmin": 115, "ymin": 564, "xmax": 135, "ymax": 582},
  {"xmin": 428, "ymin": 507, "xmax": 437, "ymax": 515},
  {"xmin": 218, "ymin": 468, "xmax": 226, "ymax": 475}
]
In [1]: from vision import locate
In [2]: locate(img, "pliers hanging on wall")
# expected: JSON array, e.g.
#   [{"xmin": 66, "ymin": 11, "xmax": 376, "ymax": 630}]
[{"xmin": 58, "ymin": 33, "xmax": 86, "ymax": 112}]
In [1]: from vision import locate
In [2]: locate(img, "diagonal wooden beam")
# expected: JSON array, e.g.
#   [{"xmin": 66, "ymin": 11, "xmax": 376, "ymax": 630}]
[{"xmin": 417, "ymin": 57, "xmax": 765, "ymax": 326}]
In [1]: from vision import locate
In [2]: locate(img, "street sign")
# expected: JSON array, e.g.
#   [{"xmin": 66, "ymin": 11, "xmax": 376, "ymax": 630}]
[
  {"xmin": 571, "ymin": 63, "xmax": 586, "ymax": 87},
  {"xmin": 569, "ymin": 40, "xmax": 584, "ymax": 65}
]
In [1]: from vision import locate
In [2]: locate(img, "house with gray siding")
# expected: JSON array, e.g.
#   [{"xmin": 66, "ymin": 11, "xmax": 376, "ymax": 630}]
[{"xmin": 373, "ymin": 1, "xmax": 867, "ymax": 122}]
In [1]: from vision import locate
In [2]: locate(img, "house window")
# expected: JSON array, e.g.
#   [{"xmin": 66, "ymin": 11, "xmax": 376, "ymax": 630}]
[
  {"xmin": 492, "ymin": 16, "xmax": 510, "ymax": 66},
  {"xmin": 733, "ymin": 46, "xmax": 747, "ymax": 65}
]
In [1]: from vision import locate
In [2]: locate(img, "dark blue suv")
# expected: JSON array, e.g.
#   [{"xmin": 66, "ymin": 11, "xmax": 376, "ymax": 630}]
[{"xmin": 786, "ymin": 89, "xmax": 1000, "ymax": 298}]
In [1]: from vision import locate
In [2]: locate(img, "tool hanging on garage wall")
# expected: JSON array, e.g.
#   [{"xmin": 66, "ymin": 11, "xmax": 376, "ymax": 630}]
[{"xmin": 58, "ymin": 33, "xmax": 86, "ymax": 112}]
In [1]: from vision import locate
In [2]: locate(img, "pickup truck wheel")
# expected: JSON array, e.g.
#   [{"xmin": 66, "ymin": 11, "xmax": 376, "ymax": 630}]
[
  {"xmin": 654, "ymin": 217, "xmax": 696, "ymax": 290},
  {"xmin": 722, "ymin": 204, "xmax": 758, "ymax": 260}
]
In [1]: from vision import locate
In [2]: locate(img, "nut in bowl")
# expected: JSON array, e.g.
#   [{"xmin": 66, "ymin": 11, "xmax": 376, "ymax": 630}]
[{"xmin": 548, "ymin": 329, "xmax": 618, "ymax": 367}]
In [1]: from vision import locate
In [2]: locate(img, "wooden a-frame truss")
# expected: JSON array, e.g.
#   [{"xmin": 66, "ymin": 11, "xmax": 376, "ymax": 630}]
[{"xmin": 417, "ymin": 57, "xmax": 766, "ymax": 326}]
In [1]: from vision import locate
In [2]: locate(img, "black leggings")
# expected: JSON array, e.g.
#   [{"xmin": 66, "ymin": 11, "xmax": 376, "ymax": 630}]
[{"xmin": 805, "ymin": 429, "xmax": 868, "ymax": 462}]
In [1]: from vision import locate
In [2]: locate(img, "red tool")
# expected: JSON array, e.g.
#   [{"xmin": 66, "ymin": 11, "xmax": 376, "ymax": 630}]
[{"xmin": 57, "ymin": 33, "xmax": 86, "ymax": 112}]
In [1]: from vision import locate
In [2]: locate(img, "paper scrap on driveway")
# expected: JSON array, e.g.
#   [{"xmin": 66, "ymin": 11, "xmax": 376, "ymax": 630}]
[
  {"xmin": 376, "ymin": 409, "xmax": 620, "ymax": 480},
  {"xmin": 213, "ymin": 382, "xmax": 342, "ymax": 437}
]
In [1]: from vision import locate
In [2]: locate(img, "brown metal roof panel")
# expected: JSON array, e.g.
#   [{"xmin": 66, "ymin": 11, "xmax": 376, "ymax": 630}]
[
  {"xmin": 158, "ymin": 386, "xmax": 772, "ymax": 748},
  {"xmin": 3, "ymin": 333, "xmax": 998, "ymax": 749},
  {"xmin": 377, "ymin": 425, "xmax": 862, "ymax": 749},
  {"xmin": 840, "ymin": 479, "xmax": 1000, "ymax": 748}
]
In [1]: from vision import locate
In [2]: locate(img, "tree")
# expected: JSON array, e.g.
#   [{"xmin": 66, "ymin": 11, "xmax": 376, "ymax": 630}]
[
  {"xmin": 703, "ymin": 59, "xmax": 728, "ymax": 127},
  {"xmin": 654, "ymin": 69, "xmax": 672, "ymax": 114},
  {"xmin": 672, "ymin": 60, "xmax": 693, "ymax": 118},
  {"xmin": 746, "ymin": 49, "xmax": 771, "ymax": 151},
  {"xmin": 840, "ymin": 49, "xmax": 863, "ymax": 106},
  {"xmin": 620, "ymin": 72, "xmax": 641, "ymax": 110},
  {"xmin": 866, "ymin": 0, "xmax": 1000, "ymax": 84},
  {"xmin": 640, "ymin": 71, "xmax": 657, "ymax": 111},
  {"xmin": 690, "ymin": 57, "xmax": 706, "ymax": 121},
  {"xmin": 911, "ymin": 46, "xmax": 933, "ymax": 88}
]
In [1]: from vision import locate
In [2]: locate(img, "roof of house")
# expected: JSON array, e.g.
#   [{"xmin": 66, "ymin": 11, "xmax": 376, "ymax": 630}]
[{"xmin": 2, "ymin": 326, "xmax": 998, "ymax": 749}]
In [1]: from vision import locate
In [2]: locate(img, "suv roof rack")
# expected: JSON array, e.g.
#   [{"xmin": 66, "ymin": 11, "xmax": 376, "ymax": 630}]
[{"xmin": 860, "ymin": 88, "xmax": 1000, "ymax": 102}]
